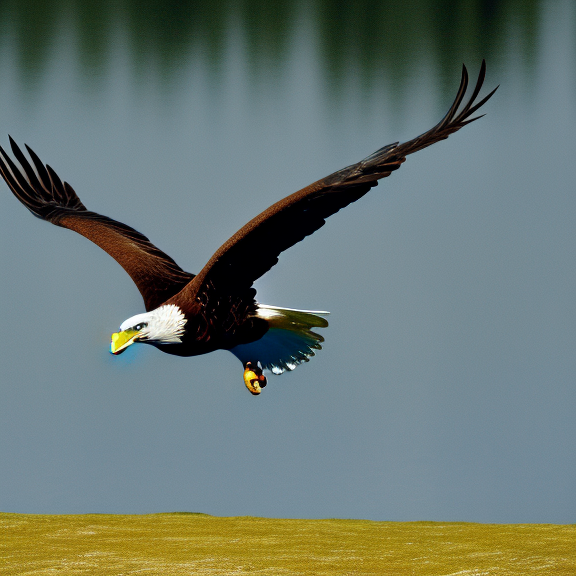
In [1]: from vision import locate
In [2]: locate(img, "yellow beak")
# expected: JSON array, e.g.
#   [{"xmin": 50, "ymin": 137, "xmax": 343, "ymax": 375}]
[{"xmin": 110, "ymin": 329, "xmax": 139, "ymax": 355}]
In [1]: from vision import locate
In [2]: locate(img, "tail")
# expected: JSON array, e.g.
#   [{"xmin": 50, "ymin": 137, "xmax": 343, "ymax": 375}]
[{"xmin": 230, "ymin": 305, "xmax": 329, "ymax": 374}]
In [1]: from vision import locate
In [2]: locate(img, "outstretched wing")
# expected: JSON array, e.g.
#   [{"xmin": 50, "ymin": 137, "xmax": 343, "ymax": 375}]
[
  {"xmin": 0, "ymin": 138, "xmax": 194, "ymax": 311},
  {"xmin": 192, "ymin": 61, "xmax": 497, "ymax": 301}
]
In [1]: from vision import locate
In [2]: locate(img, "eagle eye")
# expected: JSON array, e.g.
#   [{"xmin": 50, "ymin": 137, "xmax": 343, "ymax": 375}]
[{"xmin": 134, "ymin": 323, "xmax": 147, "ymax": 331}]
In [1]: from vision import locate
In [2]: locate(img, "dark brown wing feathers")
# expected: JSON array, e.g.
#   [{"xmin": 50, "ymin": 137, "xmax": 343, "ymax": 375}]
[
  {"xmin": 0, "ymin": 138, "xmax": 193, "ymax": 311},
  {"xmin": 191, "ymin": 61, "xmax": 497, "ymax": 302},
  {"xmin": 1, "ymin": 61, "xmax": 496, "ymax": 323}
]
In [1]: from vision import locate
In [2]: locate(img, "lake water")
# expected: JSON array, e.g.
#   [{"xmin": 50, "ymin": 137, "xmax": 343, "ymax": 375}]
[{"xmin": 0, "ymin": 0, "xmax": 574, "ymax": 522}]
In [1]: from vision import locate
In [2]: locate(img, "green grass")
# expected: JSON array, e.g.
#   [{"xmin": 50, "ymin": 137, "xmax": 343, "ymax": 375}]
[{"xmin": 2, "ymin": 512, "xmax": 574, "ymax": 575}]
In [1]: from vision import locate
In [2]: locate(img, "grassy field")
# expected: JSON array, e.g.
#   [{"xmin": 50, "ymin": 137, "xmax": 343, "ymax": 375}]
[{"xmin": 1, "ymin": 512, "xmax": 574, "ymax": 575}]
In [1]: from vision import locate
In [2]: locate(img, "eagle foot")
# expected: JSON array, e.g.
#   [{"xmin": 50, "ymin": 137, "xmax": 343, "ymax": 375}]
[{"xmin": 243, "ymin": 361, "xmax": 267, "ymax": 395}]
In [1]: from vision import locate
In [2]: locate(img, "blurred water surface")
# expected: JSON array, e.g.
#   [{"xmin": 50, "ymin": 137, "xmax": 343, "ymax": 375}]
[
  {"xmin": 0, "ymin": 0, "xmax": 541, "ymax": 93},
  {"xmin": 0, "ymin": 1, "xmax": 574, "ymax": 522}
]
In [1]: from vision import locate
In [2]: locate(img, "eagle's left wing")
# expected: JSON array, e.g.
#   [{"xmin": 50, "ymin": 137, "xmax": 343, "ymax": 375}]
[{"xmin": 189, "ymin": 61, "xmax": 497, "ymax": 304}]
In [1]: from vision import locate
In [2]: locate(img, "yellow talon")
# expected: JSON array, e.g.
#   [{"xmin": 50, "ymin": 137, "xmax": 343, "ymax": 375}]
[{"xmin": 243, "ymin": 362, "xmax": 267, "ymax": 395}]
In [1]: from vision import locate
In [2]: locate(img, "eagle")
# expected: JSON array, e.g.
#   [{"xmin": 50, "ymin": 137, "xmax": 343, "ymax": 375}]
[{"xmin": 0, "ymin": 62, "xmax": 496, "ymax": 395}]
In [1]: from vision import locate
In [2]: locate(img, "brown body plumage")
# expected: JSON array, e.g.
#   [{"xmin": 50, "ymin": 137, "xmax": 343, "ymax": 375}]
[{"xmin": 0, "ymin": 62, "xmax": 497, "ymax": 386}]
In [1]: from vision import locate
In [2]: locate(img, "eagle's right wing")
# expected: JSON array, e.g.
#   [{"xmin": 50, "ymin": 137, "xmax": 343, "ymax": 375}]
[{"xmin": 0, "ymin": 138, "xmax": 194, "ymax": 311}]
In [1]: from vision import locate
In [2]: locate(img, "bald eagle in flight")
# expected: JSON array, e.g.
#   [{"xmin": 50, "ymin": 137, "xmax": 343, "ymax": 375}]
[{"xmin": 0, "ymin": 62, "xmax": 496, "ymax": 395}]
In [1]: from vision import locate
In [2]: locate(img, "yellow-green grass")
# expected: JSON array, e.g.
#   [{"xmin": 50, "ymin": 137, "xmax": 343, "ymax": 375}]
[{"xmin": 2, "ymin": 512, "xmax": 574, "ymax": 575}]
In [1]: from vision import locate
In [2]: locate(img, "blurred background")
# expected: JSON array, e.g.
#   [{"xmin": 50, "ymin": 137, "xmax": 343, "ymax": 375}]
[{"xmin": 0, "ymin": 0, "xmax": 574, "ymax": 523}]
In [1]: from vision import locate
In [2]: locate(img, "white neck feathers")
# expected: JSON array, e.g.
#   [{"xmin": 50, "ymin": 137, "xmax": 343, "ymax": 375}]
[{"xmin": 120, "ymin": 304, "xmax": 187, "ymax": 344}]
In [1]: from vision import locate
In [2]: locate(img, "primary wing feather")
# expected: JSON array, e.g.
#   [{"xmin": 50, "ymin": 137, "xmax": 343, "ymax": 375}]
[
  {"xmin": 0, "ymin": 138, "xmax": 194, "ymax": 311},
  {"xmin": 192, "ymin": 61, "xmax": 497, "ymax": 299}
]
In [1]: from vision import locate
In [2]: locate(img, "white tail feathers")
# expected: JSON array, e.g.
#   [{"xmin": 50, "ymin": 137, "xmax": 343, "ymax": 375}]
[{"xmin": 229, "ymin": 304, "xmax": 329, "ymax": 375}]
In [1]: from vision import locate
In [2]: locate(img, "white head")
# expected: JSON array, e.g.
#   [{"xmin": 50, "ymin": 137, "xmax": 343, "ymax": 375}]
[{"xmin": 110, "ymin": 304, "xmax": 187, "ymax": 355}]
